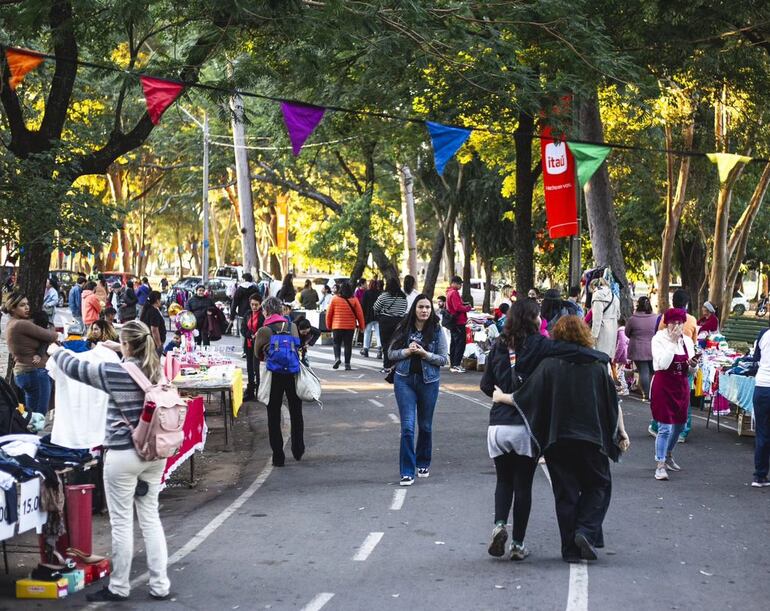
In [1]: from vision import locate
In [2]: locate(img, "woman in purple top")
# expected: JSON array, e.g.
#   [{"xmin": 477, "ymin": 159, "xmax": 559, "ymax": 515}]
[{"xmin": 624, "ymin": 296, "xmax": 658, "ymax": 400}]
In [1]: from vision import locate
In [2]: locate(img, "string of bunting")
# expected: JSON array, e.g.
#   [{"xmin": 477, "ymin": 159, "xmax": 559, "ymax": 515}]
[{"xmin": 2, "ymin": 45, "xmax": 766, "ymax": 185}]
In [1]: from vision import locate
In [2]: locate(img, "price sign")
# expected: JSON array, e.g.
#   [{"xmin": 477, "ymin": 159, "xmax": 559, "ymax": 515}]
[
  {"xmin": 17, "ymin": 478, "xmax": 47, "ymax": 534},
  {"xmin": 0, "ymin": 491, "xmax": 16, "ymax": 541}
]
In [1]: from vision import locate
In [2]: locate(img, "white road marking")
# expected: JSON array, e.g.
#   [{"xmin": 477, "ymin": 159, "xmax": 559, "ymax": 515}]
[
  {"xmin": 353, "ymin": 532, "xmax": 384, "ymax": 561},
  {"xmin": 356, "ymin": 374, "xmax": 365, "ymax": 379},
  {"xmin": 566, "ymin": 561, "xmax": 589, "ymax": 611},
  {"xmin": 441, "ymin": 388, "xmax": 490, "ymax": 409},
  {"xmin": 388, "ymin": 413, "xmax": 400, "ymax": 424},
  {"xmin": 369, "ymin": 398, "xmax": 384, "ymax": 407},
  {"xmin": 129, "ymin": 408, "xmax": 291, "ymax": 589},
  {"xmin": 691, "ymin": 413, "xmax": 739, "ymax": 433},
  {"xmin": 301, "ymin": 592, "xmax": 335, "ymax": 611},
  {"xmin": 344, "ymin": 388, "xmax": 358, "ymax": 394},
  {"xmin": 390, "ymin": 488, "xmax": 407, "ymax": 510}
]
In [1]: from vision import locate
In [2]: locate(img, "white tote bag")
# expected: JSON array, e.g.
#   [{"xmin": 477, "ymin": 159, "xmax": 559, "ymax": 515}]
[
  {"xmin": 257, "ymin": 363, "xmax": 272, "ymax": 405},
  {"xmin": 296, "ymin": 362, "xmax": 322, "ymax": 405}
]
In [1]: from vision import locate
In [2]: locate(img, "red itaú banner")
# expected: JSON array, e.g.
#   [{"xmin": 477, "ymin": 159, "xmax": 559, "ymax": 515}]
[{"xmin": 541, "ymin": 126, "xmax": 577, "ymax": 238}]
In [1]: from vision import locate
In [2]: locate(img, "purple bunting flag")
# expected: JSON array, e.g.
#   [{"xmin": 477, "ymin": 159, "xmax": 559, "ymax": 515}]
[{"xmin": 281, "ymin": 102, "xmax": 326, "ymax": 156}]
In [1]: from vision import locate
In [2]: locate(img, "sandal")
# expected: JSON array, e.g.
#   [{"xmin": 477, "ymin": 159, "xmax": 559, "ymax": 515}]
[{"xmin": 66, "ymin": 547, "xmax": 106, "ymax": 564}]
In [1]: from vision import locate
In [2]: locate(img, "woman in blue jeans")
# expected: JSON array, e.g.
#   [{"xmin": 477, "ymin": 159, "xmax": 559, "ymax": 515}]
[
  {"xmin": 388, "ymin": 294, "xmax": 448, "ymax": 486},
  {"xmin": 3, "ymin": 291, "xmax": 59, "ymax": 414}
]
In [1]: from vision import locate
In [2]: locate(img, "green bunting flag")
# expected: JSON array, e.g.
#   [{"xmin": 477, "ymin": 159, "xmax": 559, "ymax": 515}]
[{"xmin": 567, "ymin": 142, "xmax": 612, "ymax": 188}]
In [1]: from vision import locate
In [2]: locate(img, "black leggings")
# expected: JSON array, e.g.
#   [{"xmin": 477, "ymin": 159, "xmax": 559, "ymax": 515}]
[
  {"xmin": 493, "ymin": 452, "xmax": 538, "ymax": 543},
  {"xmin": 332, "ymin": 329, "xmax": 354, "ymax": 364}
]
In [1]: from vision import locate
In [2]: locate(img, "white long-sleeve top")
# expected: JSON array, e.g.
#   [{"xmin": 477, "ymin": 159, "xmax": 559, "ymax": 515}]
[{"xmin": 651, "ymin": 329, "xmax": 694, "ymax": 372}]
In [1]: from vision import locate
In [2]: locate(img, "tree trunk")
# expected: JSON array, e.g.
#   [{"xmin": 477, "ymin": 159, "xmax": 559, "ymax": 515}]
[
  {"xmin": 422, "ymin": 227, "xmax": 445, "ymax": 299},
  {"xmin": 579, "ymin": 92, "xmax": 633, "ymax": 317},
  {"xmin": 482, "ymin": 257, "xmax": 493, "ymax": 313},
  {"xmin": 721, "ymin": 161, "xmax": 770, "ymax": 319},
  {"xmin": 370, "ymin": 243, "xmax": 399, "ymax": 280},
  {"xmin": 351, "ymin": 142, "xmax": 377, "ymax": 285},
  {"xmin": 398, "ymin": 163, "xmax": 418, "ymax": 277},
  {"xmin": 513, "ymin": 110, "xmax": 535, "ymax": 295},
  {"xmin": 657, "ymin": 120, "xmax": 694, "ymax": 311},
  {"xmin": 230, "ymin": 92, "xmax": 259, "ymax": 277},
  {"xmin": 677, "ymin": 236, "xmax": 707, "ymax": 312},
  {"xmin": 461, "ymin": 220, "xmax": 473, "ymax": 304},
  {"xmin": 17, "ymin": 241, "xmax": 50, "ymax": 312}
]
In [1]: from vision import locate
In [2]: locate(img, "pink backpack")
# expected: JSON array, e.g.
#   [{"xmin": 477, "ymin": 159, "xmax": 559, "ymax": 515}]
[{"xmin": 121, "ymin": 362, "xmax": 188, "ymax": 461}]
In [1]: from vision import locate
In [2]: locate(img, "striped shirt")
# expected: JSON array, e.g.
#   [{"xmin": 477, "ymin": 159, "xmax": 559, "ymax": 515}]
[
  {"xmin": 52, "ymin": 350, "xmax": 146, "ymax": 450},
  {"xmin": 373, "ymin": 292, "xmax": 408, "ymax": 318}
]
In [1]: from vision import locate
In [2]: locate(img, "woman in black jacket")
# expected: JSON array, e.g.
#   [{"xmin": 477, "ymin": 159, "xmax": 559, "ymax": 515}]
[
  {"xmin": 480, "ymin": 299, "xmax": 610, "ymax": 561},
  {"xmin": 186, "ymin": 285, "xmax": 215, "ymax": 346}
]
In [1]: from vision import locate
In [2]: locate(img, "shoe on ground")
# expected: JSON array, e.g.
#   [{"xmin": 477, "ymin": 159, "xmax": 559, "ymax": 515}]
[
  {"xmin": 150, "ymin": 591, "xmax": 172, "ymax": 601},
  {"xmin": 574, "ymin": 532, "xmax": 597, "ymax": 561},
  {"xmin": 86, "ymin": 587, "xmax": 128, "ymax": 602},
  {"xmin": 654, "ymin": 465, "xmax": 669, "ymax": 480},
  {"xmin": 665, "ymin": 456, "xmax": 682, "ymax": 471},
  {"xmin": 648, "ymin": 425, "xmax": 657, "ymax": 438},
  {"xmin": 399, "ymin": 476, "xmax": 414, "ymax": 486},
  {"xmin": 677, "ymin": 434, "xmax": 686, "ymax": 443},
  {"xmin": 417, "ymin": 467, "xmax": 430, "ymax": 478},
  {"xmin": 487, "ymin": 524, "xmax": 508, "ymax": 557},
  {"xmin": 360, "ymin": 348, "xmax": 369, "ymax": 357},
  {"xmin": 332, "ymin": 360, "xmax": 341, "ymax": 370},
  {"xmin": 510, "ymin": 542, "xmax": 530, "ymax": 561},
  {"xmin": 380, "ymin": 368, "xmax": 390, "ymax": 374},
  {"xmin": 376, "ymin": 350, "xmax": 383, "ymax": 359},
  {"xmin": 751, "ymin": 476, "xmax": 770, "ymax": 487},
  {"xmin": 344, "ymin": 364, "xmax": 352, "ymax": 371}
]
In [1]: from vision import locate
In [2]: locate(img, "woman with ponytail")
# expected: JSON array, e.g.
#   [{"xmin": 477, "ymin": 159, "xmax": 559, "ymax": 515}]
[{"xmin": 48, "ymin": 320, "xmax": 170, "ymax": 602}]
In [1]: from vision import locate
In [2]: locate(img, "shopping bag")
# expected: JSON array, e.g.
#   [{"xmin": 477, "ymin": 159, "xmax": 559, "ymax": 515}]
[
  {"xmin": 296, "ymin": 362, "xmax": 322, "ymax": 405},
  {"xmin": 257, "ymin": 363, "xmax": 272, "ymax": 405}
]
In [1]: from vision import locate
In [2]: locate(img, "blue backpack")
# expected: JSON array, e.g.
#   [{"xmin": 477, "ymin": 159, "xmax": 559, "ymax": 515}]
[{"xmin": 265, "ymin": 322, "xmax": 301, "ymax": 374}]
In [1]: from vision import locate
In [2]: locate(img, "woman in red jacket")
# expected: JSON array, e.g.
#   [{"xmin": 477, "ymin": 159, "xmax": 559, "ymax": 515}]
[{"xmin": 325, "ymin": 280, "xmax": 366, "ymax": 370}]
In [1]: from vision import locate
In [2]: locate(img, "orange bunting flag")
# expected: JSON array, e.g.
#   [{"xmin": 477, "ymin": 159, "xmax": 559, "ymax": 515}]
[
  {"xmin": 139, "ymin": 76, "xmax": 185, "ymax": 125},
  {"xmin": 4, "ymin": 48, "xmax": 45, "ymax": 90}
]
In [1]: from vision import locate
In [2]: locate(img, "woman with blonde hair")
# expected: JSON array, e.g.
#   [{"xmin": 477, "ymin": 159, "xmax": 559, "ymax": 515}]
[{"xmin": 48, "ymin": 320, "xmax": 170, "ymax": 602}]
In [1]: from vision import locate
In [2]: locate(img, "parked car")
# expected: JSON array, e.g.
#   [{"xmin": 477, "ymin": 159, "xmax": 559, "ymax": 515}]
[
  {"xmin": 469, "ymin": 278, "xmax": 499, "ymax": 307},
  {"xmin": 49, "ymin": 269, "xmax": 80, "ymax": 306},
  {"xmin": 731, "ymin": 291, "xmax": 750, "ymax": 316}
]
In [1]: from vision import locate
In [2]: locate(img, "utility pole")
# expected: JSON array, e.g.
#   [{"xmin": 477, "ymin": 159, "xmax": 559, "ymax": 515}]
[
  {"xmin": 230, "ymin": 92, "xmax": 259, "ymax": 278},
  {"xmin": 202, "ymin": 112, "xmax": 210, "ymax": 286}
]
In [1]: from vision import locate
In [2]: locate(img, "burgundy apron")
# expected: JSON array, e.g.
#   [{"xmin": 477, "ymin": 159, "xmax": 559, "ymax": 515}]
[{"xmin": 650, "ymin": 352, "xmax": 690, "ymax": 424}]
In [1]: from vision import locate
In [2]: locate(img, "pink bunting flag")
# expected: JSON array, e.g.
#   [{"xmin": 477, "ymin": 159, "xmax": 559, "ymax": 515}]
[
  {"xmin": 280, "ymin": 102, "xmax": 326, "ymax": 156},
  {"xmin": 140, "ymin": 76, "xmax": 185, "ymax": 125}
]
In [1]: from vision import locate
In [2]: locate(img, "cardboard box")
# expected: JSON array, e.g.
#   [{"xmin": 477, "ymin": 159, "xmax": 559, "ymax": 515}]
[
  {"xmin": 74, "ymin": 558, "xmax": 110, "ymax": 584},
  {"xmin": 61, "ymin": 569, "xmax": 85, "ymax": 594},
  {"xmin": 16, "ymin": 578, "xmax": 68, "ymax": 599}
]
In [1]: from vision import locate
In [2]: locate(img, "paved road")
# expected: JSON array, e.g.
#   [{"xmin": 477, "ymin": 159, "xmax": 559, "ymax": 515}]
[{"xmin": 13, "ymin": 343, "xmax": 770, "ymax": 610}]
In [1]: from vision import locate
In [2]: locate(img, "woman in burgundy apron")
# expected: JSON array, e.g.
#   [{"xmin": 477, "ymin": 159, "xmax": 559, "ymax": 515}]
[{"xmin": 650, "ymin": 308, "xmax": 697, "ymax": 481}]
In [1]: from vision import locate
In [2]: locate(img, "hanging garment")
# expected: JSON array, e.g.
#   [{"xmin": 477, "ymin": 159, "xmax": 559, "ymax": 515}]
[{"xmin": 46, "ymin": 344, "xmax": 121, "ymax": 449}]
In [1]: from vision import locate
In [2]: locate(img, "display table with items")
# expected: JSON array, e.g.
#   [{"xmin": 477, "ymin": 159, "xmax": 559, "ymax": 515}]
[
  {"xmin": 164, "ymin": 349, "xmax": 242, "ymax": 450},
  {"xmin": 694, "ymin": 333, "xmax": 756, "ymax": 436}
]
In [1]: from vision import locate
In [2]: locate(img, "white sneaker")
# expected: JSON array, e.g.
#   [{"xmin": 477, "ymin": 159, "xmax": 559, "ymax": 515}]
[
  {"xmin": 450, "ymin": 366, "xmax": 461, "ymax": 373},
  {"xmin": 417, "ymin": 468, "xmax": 430, "ymax": 478},
  {"xmin": 655, "ymin": 465, "xmax": 669, "ymax": 480},
  {"xmin": 399, "ymin": 476, "xmax": 414, "ymax": 486}
]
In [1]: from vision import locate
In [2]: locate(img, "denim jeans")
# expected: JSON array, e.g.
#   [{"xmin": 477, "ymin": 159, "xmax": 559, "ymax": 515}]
[
  {"xmin": 753, "ymin": 386, "xmax": 770, "ymax": 479},
  {"xmin": 655, "ymin": 422, "xmax": 685, "ymax": 462},
  {"xmin": 15, "ymin": 368, "xmax": 52, "ymax": 415},
  {"xmin": 394, "ymin": 373, "xmax": 440, "ymax": 477},
  {"xmin": 363, "ymin": 321, "xmax": 380, "ymax": 350}
]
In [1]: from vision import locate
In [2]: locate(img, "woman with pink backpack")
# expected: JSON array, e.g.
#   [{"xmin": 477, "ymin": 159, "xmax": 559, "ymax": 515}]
[{"xmin": 48, "ymin": 320, "xmax": 171, "ymax": 603}]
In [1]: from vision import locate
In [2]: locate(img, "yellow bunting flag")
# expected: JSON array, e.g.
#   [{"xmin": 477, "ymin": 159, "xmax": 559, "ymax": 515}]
[
  {"xmin": 706, "ymin": 152, "xmax": 752, "ymax": 184},
  {"xmin": 4, "ymin": 48, "xmax": 45, "ymax": 89}
]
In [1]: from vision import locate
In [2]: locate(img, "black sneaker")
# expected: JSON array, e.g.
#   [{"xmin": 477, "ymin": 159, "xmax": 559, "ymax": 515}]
[
  {"xmin": 332, "ymin": 360, "xmax": 341, "ymax": 370},
  {"xmin": 86, "ymin": 587, "xmax": 128, "ymax": 602},
  {"xmin": 150, "ymin": 591, "xmax": 173, "ymax": 601},
  {"xmin": 399, "ymin": 476, "xmax": 414, "ymax": 486},
  {"xmin": 574, "ymin": 532, "xmax": 598, "ymax": 561},
  {"xmin": 751, "ymin": 476, "xmax": 770, "ymax": 488}
]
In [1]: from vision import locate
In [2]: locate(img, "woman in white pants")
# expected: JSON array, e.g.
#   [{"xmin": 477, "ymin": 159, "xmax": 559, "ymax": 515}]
[{"xmin": 49, "ymin": 320, "xmax": 170, "ymax": 602}]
